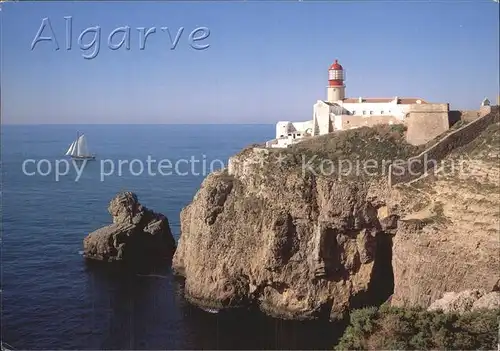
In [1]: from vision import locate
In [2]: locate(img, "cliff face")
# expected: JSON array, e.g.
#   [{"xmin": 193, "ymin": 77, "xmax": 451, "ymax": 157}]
[
  {"xmin": 390, "ymin": 122, "xmax": 500, "ymax": 308},
  {"xmin": 172, "ymin": 119, "xmax": 500, "ymax": 319},
  {"xmin": 172, "ymin": 126, "xmax": 411, "ymax": 320}
]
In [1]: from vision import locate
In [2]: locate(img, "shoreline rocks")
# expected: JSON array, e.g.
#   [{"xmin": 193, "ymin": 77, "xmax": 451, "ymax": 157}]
[{"xmin": 83, "ymin": 192, "xmax": 176, "ymax": 263}]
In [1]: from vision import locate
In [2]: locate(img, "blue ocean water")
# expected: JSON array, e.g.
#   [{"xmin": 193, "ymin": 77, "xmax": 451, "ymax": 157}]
[{"xmin": 1, "ymin": 124, "xmax": 341, "ymax": 350}]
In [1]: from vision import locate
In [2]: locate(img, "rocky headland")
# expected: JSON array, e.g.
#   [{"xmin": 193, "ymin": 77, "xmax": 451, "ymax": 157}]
[
  {"xmin": 172, "ymin": 108, "xmax": 500, "ymax": 322},
  {"xmin": 173, "ymin": 125, "xmax": 414, "ymax": 320},
  {"xmin": 83, "ymin": 191, "xmax": 176, "ymax": 263}
]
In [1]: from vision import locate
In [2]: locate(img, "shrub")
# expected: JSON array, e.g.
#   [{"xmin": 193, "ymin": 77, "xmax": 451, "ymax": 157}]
[{"xmin": 335, "ymin": 306, "xmax": 500, "ymax": 350}]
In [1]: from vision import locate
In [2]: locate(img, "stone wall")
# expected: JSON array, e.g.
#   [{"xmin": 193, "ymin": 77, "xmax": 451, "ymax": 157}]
[
  {"xmin": 388, "ymin": 106, "xmax": 499, "ymax": 187},
  {"xmin": 449, "ymin": 106, "xmax": 493, "ymax": 125},
  {"xmin": 339, "ymin": 115, "xmax": 401, "ymax": 130},
  {"xmin": 405, "ymin": 103, "xmax": 450, "ymax": 146}
]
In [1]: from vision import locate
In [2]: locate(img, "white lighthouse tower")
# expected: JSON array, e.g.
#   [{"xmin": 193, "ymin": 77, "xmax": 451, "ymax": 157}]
[{"xmin": 327, "ymin": 59, "xmax": 345, "ymax": 102}]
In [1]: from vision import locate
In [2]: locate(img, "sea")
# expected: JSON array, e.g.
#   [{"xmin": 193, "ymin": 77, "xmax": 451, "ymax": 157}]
[{"xmin": 1, "ymin": 124, "xmax": 344, "ymax": 350}]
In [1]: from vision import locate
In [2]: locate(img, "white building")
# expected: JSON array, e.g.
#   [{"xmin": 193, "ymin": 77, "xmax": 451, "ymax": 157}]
[{"xmin": 266, "ymin": 59, "xmax": 429, "ymax": 148}]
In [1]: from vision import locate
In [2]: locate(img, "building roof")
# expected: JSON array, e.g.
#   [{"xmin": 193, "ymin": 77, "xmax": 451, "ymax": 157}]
[
  {"xmin": 329, "ymin": 59, "xmax": 343, "ymax": 70},
  {"xmin": 321, "ymin": 101, "xmax": 339, "ymax": 106},
  {"xmin": 342, "ymin": 97, "xmax": 427, "ymax": 104}
]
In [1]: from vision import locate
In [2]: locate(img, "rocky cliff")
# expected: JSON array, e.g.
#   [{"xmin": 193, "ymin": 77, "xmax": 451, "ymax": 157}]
[
  {"xmin": 172, "ymin": 116, "xmax": 500, "ymax": 320},
  {"xmin": 83, "ymin": 192, "xmax": 176, "ymax": 263},
  {"xmin": 172, "ymin": 125, "xmax": 415, "ymax": 320},
  {"xmin": 390, "ymin": 121, "xmax": 500, "ymax": 308}
]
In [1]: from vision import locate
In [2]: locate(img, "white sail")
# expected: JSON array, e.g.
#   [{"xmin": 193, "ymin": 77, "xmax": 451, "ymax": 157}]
[
  {"xmin": 76, "ymin": 134, "xmax": 90, "ymax": 156},
  {"xmin": 65, "ymin": 132, "xmax": 94, "ymax": 159},
  {"xmin": 65, "ymin": 140, "xmax": 77, "ymax": 156}
]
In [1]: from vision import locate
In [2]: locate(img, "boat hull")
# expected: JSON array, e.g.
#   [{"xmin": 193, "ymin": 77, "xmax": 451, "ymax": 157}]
[{"xmin": 70, "ymin": 155, "xmax": 96, "ymax": 161}]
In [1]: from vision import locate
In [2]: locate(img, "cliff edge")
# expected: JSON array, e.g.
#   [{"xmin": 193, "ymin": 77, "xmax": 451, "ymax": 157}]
[
  {"xmin": 172, "ymin": 125, "xmax": 414, "ymax": 320},
  {"xmin": 172, "ymin": 111, "xmax": 499, "ymax": 320}
]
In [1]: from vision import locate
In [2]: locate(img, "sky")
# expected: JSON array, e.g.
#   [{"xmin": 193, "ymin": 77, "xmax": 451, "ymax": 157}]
[{"xmin": 1, "ymin": 0, "xmax": 499, "ymax": 124}]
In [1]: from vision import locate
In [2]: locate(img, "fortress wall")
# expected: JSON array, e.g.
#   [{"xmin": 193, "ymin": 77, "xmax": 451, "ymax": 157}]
[
  {"xmin": 450, "ymin": 106, "xmax": 492, "ymax": 124},
  {"xmin": 339, "ymin": 115, "xmax": 401, "ymax": 130},
  {"xmin": 405, "ymin": 104, "xmax": 450, "ymax": 146},
  {"xmin": 389, "ymin": 106, "xmax": 500, "ymax": 187},
  {"xmin": 459, "ymin": 110, "xmax": 482, "ymax": 122},
  {"xmin": 407, "ymin": 103, "xmax": 449, "ymax": 113}
]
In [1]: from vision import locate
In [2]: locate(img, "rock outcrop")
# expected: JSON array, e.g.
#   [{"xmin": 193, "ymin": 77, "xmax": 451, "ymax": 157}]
[
  {"xmin": 390, "ymin": 121, "xmax": 500, "ymax": 308},
  {"xmin": 428, "ymin": 289, "xmax": 500, "ymax": 313},
  {"xmin": 83, "ymin": 192, "xmax": 176, "ymax": 263},
  {"xmin": 172, "ymin": 126, "xmax": 413, "ymax": 320},
  {"xmin": 173, "ymin": 115, "xmax": 500, "ymax": 320}
]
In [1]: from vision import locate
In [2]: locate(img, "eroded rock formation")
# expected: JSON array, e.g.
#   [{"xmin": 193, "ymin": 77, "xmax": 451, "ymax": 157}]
[
  {"xmin": 173, "ymin": 116, "xmax": 500, "ymax": 320},
  {"xmin": 172, "ymin": 138, "xmax": 399, "ymax": 320},
  {"xmin": 390, "ymin": 122, "xmax": 500, "ymax": 309},
  {"xmin": 83, "ymin": 192, "xmax": 176, "ymax": 263}
]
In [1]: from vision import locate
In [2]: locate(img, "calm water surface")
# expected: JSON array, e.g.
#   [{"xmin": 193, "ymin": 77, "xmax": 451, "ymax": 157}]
[{"xmin": 1, "ymin": 124, "xmax": 342, "ymax": 350}]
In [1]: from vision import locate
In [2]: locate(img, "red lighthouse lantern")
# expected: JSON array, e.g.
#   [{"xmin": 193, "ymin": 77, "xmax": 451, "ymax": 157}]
[{"xmin": 328, "ymin": 59, "xmax": 344, "ymax": 87}]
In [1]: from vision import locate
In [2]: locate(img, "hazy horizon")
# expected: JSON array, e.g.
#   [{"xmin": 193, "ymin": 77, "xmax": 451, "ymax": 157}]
[{"xmin": 1, "ymin": 1, "xmax": 499, "ymax": 125}]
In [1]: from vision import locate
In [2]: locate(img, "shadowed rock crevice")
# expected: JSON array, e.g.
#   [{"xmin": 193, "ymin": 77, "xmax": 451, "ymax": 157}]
[{"xmin": 348, "ymin": 232, "xmax": 394, "ymax": 310}]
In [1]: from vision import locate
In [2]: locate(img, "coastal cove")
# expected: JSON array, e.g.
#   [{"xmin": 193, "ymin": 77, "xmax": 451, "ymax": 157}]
[{"xmin": 1, "ymin": 124, "xmax": 347, "ymax": 350}]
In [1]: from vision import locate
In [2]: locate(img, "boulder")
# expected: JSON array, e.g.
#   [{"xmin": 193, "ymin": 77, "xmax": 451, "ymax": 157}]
[
  {"xmin": 428, "ymin": 289, "xmax": 500, "ymax": 313},
  {"xmin": 83, "ymin": 192, "xmax": 176, "ymax": 263}
]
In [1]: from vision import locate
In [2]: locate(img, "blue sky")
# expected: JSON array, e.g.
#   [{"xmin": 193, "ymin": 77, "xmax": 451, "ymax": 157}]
[{"xmin": 1, "ymin": 1, "xmax": 498, "ymax": 124}]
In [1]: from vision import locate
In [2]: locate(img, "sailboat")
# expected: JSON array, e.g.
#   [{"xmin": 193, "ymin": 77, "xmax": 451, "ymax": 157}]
[{"xmin": 65, "ymin": 132, "xmax": 96, "ymax": 160}]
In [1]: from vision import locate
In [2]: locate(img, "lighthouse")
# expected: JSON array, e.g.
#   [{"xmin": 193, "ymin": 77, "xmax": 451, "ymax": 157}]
[{"xmin": 327, "ymin": 59, "xmax": 345, "ymax": 102}]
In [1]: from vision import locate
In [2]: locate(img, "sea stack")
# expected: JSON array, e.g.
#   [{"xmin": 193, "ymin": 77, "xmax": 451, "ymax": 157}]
[{"xmin": 83, "ymin": 191, "xmax": 176, "ymax": 263}]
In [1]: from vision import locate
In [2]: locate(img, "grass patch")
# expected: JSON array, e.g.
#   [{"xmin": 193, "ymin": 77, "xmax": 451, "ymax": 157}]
[
  {"xmin": 253, "ymin": 124, "xmax": 423, "ymax": 180},
  {"xmin": 450, "ymin": 121, "xmax": 500, "ymax": 158}
]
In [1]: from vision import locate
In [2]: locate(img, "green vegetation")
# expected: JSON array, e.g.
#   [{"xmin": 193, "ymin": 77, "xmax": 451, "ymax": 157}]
[
  {"xmin": 261, "ymin": 124, "xmax": 422, "ymax": 180},
  {"xmin": 288, "ymin": 124, "xmax": 418, "ymax": 162},
  {"xmin": 450, "ymin": 122, "xmax": 500, "ymax": 159},
  {"xmin": 335, "ymin": 306, "xmax": 500, "ymax": 350}
]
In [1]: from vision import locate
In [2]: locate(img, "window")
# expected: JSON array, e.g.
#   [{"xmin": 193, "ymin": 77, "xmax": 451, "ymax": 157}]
[
  {"xmin": 279, "ymin": 135, "xmax": 284, "ymax": 138},
  {"xmin": 296, "ymin": 133, "xmax": 301, "ymax": 137},
  {"xmin": 369, "ymin": 111, "xmax": 373, "ymax": 115},
  {"xmin": 381, "ymin": 110, "xmax": 384, "ymax": 115},
  {"xmin": 288, "ymin": 133, "xmax": 292, "ymax": 136},
  {"xmin": 352, "ymin": 110, "xmax": 356, "ymax": 115},
  {"xmin": 362, "ymin": 111, "xmax": 366, "ymax": 115}
]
